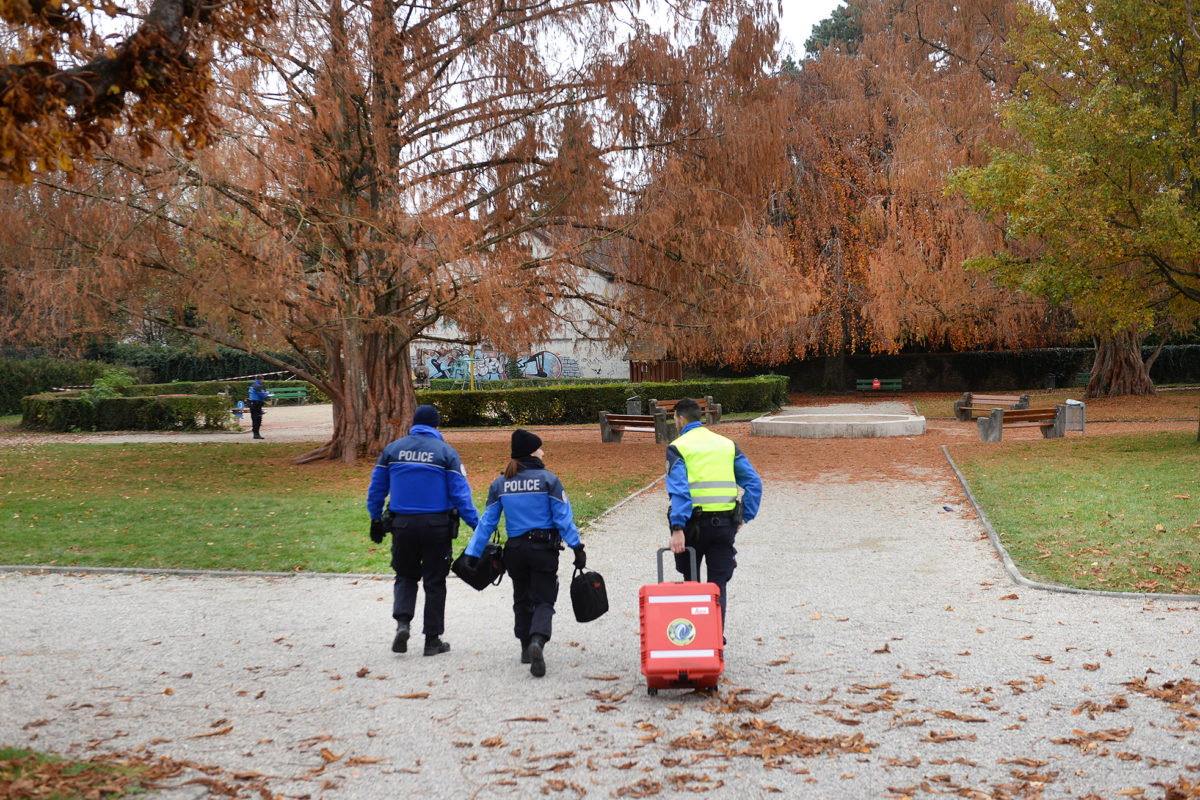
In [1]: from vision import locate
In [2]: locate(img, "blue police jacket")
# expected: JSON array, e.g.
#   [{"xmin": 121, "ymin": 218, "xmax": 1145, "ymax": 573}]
[
  {"xmin": 463, "ymin": 458, "xmax": 581, "ymax": 557},
  {"xmin": 366, "ymin": 425, "xmax": 480, "ymax": 527},
  {"xmin": 666, "ymin": 421, "xmax": 762, "ymax": 529},
  {"xmin": 248, "ymin": 381, "xmax": 270, "ymax": 403}
]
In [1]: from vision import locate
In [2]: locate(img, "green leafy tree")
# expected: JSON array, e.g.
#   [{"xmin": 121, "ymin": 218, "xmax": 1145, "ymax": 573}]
[
  {"xmin": 951, "ymin": 0, "xmax": 1200, "ymax": 402},
  {"xmin": 804, "ymin": 3, "xmax": 864, "ymax": 56}
]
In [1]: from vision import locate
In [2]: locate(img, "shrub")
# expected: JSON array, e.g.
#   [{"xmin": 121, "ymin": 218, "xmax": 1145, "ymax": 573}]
[
  {"xmin": 21, "ymin": 393, "xmax": 231, "ymax": 432},
  {"xmin": 123, "ymin": 380, "xmax": 328, "ymax": 404},
  {"xmin": 80, "ymin": 370, "xmax": 137, "ymax": 406},
  {"xmin": 0, "ymin": 357, "xmax": 138, "ymax": 415},
  {"xmin": 89, "ymin": 342, "xmax": 295, "ymax": 383}
]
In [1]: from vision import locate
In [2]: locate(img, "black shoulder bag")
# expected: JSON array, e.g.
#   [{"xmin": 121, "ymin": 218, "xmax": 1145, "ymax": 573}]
[
  {"xmin": 451, "ymin": 532, "xmax": 506, "ymax": 591},
  {"xmin": 570, "ymin": 567, "xmax": 609, "ymax": 622}
]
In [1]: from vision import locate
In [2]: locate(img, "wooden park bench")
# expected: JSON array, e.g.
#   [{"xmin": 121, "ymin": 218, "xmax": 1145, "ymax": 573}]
[
  {"xmin": 856, "ymin": 378, "xmax": 902, "ymax": 395},
  {"xmin": 976, "ymin": 405, "xmax": 1065, "ymax": 442},
  {"xmin": 953, "ymin": 392, "xmax": 1030, "ymax": 422},
  {"xmin": 599, "ymin": 411, "xmax": 676, "ymax": 445},
  {"xmin": 268, "ymin": 385, "xmax": 309, "ymax": 406},
  {"xmin": 647, "ymin": 395, "xmax": 722, "ymax": 425}
]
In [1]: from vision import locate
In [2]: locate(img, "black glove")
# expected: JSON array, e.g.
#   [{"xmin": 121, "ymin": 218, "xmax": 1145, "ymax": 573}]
[
  {"xmin": 463, "ymin": 555, "xmax": 479, "ymax": 569},
  {"xmin": 573, "ymin": 546, "xmax": 586, "ymax": 570},
  {"xmin": 369, "ymin": 519, "xmax": 385, "ymax": 543}
]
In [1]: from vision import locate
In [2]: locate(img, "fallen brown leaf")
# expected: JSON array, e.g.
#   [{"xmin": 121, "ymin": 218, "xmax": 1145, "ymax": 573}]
[
  {"xmin": 345, "ymin": 755, "xmax": 386, "ymax": 766},
  {"xmin": 187, "ymin": 725, "xmax": 233, "ymax": 739}
]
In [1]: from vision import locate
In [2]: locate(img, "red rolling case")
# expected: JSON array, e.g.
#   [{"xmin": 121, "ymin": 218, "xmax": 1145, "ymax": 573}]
[{"xmin": 639, "ymin": 547, "xmax": 724, "ymax": 695}]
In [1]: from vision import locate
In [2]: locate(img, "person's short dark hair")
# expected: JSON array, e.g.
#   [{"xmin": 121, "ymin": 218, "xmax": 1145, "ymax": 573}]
[{"xmin": 674, "ymin": 397, "xmax": 703, "ymax": 423}]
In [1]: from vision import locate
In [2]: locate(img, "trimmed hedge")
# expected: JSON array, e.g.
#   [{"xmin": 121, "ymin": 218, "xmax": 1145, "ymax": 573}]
[
  {"xmin": 0, "ymin": 357, "xmax": 146, "ymax": 415},
  {"xmin": 88, "ymin": 342, "xmax": 294, "ymax": 383},
  {"xmin": 21, "ymin": 393, "xmax": 231, "ymax": 432},
  {"xmin": 722, "ymin": 345, "xmax": 1200, "ymax": 393},
  {"xmin": 428, "ymin": 377, "xmax": 618, "ymax": 390},
  {"xmin": 124, "ymin": 380, "xmax": 327, "ymax": 404},
  {"xmin": 416, "ymin": 375, "xmax": 787, "ymax": 427}
]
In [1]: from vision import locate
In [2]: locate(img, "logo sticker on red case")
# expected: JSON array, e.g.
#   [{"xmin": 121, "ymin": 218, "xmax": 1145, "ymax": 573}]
[{"xmin": 667, "ymin": 618, "xmax": 696, "ymax": 646}]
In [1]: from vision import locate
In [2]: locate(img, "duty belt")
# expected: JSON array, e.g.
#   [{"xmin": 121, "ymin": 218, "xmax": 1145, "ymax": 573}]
[{"xmin": 524, "ymin": 528, "xmax": 560, "ymax": 543}]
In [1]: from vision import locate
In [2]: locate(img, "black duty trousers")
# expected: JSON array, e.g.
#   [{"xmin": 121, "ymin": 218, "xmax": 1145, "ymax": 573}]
[
  {"xmin": 674, "ymin": 513, "xmax": 737, "ymax": 627},
  {"xmin": 390, "ymin": 513, "xmax": 455, "ymax": 637},
  {"xmin": 249, "ymin": 401, "xmax": 264, "ymax": 435},
  {"xmin": 504, "ymin": 536, "xmax": 561, "ymax": 644}
]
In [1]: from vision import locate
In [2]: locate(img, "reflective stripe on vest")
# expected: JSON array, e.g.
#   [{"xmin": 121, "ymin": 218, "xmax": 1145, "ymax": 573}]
[{"xmin": 673, "ymin": 426, "xmax": 737, "ymax": 511}]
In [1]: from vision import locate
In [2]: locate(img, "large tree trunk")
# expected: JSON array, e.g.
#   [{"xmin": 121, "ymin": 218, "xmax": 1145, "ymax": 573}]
[
  {"xmin": 297, "ymin": 328, "xmax": 415, "ymax": 464},
  {"xmin": 822, "ymin": 352, "xmax": 847, "ymax": 393},
  {"xmin": 1085, "ymin": 329, "xmax": 1156, "ymax": 399}
]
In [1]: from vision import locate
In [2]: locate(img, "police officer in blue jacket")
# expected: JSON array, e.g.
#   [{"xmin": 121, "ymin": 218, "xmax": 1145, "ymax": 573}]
[
  {"xmin": 248, "ymin": 377, "xmax": 270, "ymax": 439},
  {"xmin": 462, "ymin": 430, "xmax": 585, "ymax": 677},
  {"xmin": 666, "ymin": 398, "xmax": 762, "ymax": 631},
  {"xmin": 367, "ymin": 404, "xmax": 480, "ymax": 656}
]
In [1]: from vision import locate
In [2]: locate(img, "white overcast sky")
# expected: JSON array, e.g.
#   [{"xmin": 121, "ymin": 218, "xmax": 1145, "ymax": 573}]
[{"xmin": 777, "ymin": 0, "xmax": 846, "ymax": 59}]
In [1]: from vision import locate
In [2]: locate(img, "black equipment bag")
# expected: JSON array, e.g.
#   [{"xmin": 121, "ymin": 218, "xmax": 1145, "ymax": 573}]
[
  {"xmin": 451, "ymin": 534, "xmax": 506, "ymax": 591},
  {"xmin": 570, "ymin": 567, "xmax": 609, "ymax": 623}
]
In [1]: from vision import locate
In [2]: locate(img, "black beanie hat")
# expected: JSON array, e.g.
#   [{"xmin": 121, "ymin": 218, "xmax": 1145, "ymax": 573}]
[
  {"xmin": 412, "ymin": 404, "xmax": 440, "ymax": 428},
  {"xmin": 511, "ymin": 429, "xmax": 542, "ymax": 459}
]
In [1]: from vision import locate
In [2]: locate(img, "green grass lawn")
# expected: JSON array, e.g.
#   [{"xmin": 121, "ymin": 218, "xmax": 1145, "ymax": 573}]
[
  {"xmin": 951, "ymin": 432, "xmax": 1200, "ymax": 593},
  {"xmin": 0, "ymin": 441, "xmax": 662, "ymax": 572},
  {"xmin": 0, "ymin": 746, "xmax": 148, "ymax": 799}
]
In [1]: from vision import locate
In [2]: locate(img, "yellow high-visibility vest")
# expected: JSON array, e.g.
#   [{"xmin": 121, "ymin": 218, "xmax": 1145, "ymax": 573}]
[{"xmin": 673, "ymin": 425, "xmax": 737, "ymax": 512}]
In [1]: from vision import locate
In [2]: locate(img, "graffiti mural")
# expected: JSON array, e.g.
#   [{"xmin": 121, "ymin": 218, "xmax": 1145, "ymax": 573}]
[{"xmin": 417, "ymin": 347, "xmax": 580, "ymax": 382}]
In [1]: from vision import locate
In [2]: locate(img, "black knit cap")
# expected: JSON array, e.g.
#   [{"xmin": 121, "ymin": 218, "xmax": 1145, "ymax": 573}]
[
  {"xmin": 510, "ymin": 429, "xmax": 542, "ymax": 459},
  {"xmin": 412, "ymin": 404, "xmax": 440, "ymax": 428}
]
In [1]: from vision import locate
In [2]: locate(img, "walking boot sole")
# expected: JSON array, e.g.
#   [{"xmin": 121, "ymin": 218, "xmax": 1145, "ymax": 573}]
[{"xmin": 528, "ymin": 640, "xmax": 545, "ymax": 677}]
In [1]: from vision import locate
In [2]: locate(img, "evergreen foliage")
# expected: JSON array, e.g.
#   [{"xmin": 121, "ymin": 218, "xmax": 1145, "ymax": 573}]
[{"xmin": 804, "ymin": 3, "xmax": 864, "ymax": 56}]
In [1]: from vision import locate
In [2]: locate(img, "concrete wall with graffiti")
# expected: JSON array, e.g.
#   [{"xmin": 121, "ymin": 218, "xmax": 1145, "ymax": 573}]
[{"xmin": 415, "ymin": 340, "xmax": 625, "ymax": 382}]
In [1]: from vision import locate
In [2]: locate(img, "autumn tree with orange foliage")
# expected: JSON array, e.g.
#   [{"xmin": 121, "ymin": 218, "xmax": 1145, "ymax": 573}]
[
  {"xmin": 0, "ymin": 0, "xmax": 274, "ymax": 182},
  {"xmin": 0, "ymin": 0, "xmax": 785, "ymax": 462},
  {"xmin": 759, "ymin": 0, "xmax": 1069, "ymax": 390}
]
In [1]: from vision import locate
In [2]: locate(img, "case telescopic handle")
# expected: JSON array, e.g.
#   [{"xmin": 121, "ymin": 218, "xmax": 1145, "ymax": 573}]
[{"xmin": 656, "ymin": 546, "xmax": 698, "ymax": 583}]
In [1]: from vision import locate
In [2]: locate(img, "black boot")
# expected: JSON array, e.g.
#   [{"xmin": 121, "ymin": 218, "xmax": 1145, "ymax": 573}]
[
  {"xmin": 527, "ymin": 635, "xmax": 546, "ymax": 678},
  {"xmin": 520, "ymin": 640, "xmax": 531, "ymax": 664},
  {"xmin": 423, "ymin": 637, "xmax": 451, "ymax": 656},
  {"xmin": 391, "ymin": 619, "xmax": 410, "ymax": 653}
]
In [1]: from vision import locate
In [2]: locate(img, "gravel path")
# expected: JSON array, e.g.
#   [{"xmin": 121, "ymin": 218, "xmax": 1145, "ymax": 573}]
[{"xmin": 3, "ymin": 461, "xmax": 1198, "ymax": 798}]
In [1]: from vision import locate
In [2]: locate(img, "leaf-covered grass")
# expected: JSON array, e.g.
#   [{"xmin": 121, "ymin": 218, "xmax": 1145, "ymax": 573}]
[
  {"xmin": 0, "ymin": 440, "xmax": 663, "ymax": 572},
  {"xmin": 912, "ymin": 387, "xmax": 1200, "ymax": 421},
  {"xmin": 0, "ymin": 746, "xmax": 147, "ymax": 799},
  {"xmin": 951, "ymin": 432, "xmax": 1200, "ymax": 593}
]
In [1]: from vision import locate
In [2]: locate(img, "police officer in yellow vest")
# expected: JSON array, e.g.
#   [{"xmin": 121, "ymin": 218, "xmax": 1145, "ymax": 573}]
[{"xmin": 666, "ymin": 397, "xmax": 762, "ymax": 630}]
